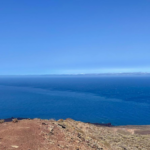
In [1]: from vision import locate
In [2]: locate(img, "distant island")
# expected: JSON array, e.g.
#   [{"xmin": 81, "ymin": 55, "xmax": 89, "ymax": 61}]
[{"xmin": 1, "ymin": 72, "xmax": 150, "ymax": 77}]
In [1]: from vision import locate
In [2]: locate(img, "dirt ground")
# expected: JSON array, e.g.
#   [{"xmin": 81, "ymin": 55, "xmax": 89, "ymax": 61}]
[{"xmin": 0, "ymin": 118, "xmax": 150, "ymax": 150}]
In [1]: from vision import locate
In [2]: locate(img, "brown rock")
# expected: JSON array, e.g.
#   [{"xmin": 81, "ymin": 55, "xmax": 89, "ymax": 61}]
[
  {"xmin": 58, "ymin": 119, "xmax": 63, "ymax": 122},
  {"xmin": 12, "ymin": 118, "xmax": 18, "ymax": 123},
  {"xmin": 0, "ymin": 119, "xmax": 4, "ymax": 123}
]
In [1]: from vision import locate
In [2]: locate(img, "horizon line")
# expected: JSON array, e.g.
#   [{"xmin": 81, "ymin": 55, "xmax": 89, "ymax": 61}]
[{"xmin": 0, "ymin": 72, "xmax": 150, "ymax": 76}]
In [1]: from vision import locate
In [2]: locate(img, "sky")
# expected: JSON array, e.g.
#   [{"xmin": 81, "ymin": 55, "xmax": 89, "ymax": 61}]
[{"xmin": 0, "ymin": 0, "xmax": 150, "ymax": 75}]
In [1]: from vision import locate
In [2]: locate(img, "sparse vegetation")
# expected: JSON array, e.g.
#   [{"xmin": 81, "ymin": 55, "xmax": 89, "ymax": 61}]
[{"xmin": 0, "ymin": 118, "xmax": 150, "ymax": 149}]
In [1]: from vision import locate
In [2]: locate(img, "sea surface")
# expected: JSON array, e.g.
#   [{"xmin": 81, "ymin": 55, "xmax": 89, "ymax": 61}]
[{"xmin": 0, "ymin": 75, "xmax": 150, "ymax": 126}]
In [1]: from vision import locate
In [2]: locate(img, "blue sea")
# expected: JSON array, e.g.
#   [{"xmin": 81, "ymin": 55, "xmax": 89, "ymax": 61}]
[{"xmin": 0, "ymin": 75, "xmax": 150, "ymax": 126}]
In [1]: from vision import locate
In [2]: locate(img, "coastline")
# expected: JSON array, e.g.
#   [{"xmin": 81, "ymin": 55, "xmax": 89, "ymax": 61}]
[
  {"xmin": 1, "ymin": 117, "xmax": 113, "ymax": 127},
  {"xmin": 2, "ymin": 117, "xmax": 150, "ymax": 127}
]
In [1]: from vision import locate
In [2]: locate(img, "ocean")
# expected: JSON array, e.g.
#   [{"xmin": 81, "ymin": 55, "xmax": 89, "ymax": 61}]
[{"xmin": 0, "ymin": 75, "xmax": 150, "ymax": 126}]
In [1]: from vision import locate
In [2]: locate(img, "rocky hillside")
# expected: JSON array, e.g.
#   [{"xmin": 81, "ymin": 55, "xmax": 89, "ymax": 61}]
[{"xmin": 0, "ymin": 118, "xmax": 150, "ymax": 150}]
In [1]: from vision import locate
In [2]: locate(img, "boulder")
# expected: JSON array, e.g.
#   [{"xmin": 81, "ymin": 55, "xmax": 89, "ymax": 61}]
[
  {"xmin": 0, "ymin": 119, "xmax": 4, "ymax": 124},
  {"xmin": 12, "ymin": 118, "xmax": 18, "ymax": 123}
]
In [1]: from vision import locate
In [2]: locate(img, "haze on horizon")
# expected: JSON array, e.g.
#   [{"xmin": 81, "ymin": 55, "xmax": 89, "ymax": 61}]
[{"xmin": 0, "ymin": 0, "xmax": 150, "ymax": 75}]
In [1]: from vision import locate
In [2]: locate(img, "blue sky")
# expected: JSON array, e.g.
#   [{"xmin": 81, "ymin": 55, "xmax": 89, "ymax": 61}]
[{"xmin": 0, "ymin": 0, "xmax": 150, "ymax": 75}]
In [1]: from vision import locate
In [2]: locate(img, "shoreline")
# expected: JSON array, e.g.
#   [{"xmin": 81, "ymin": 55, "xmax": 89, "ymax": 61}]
[
  {"xmin": 1, "ymin": 117, "xmax": 113, "ymax": 127},
  {"xmin": 2, "ymin": 117, "xmax": 150, "ymax": 127}
]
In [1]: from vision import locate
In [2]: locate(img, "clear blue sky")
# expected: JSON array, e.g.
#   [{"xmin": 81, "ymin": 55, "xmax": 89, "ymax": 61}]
[{"xmin": 0, "ymin": 0, "xmax": 150, "ymax": 75}]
